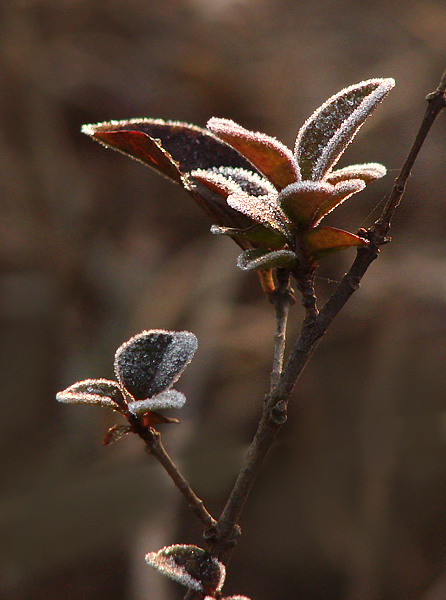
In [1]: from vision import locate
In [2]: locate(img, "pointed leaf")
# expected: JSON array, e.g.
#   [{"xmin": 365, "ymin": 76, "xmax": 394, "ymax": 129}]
[
  {"xmin": 237, "ymin": 248, "xmax": 298, "ymax": 271},
  {"xmin": 294, "ymin": 78, "xmax": 395, "ymax": 180},
  {"xmin": 325, "ymin": 162, "xmax": 386, "ymax": 185},
  {"xmin": 114, "ymin": 330, "xmax": 198, "ymax": 400},
  {"xmin": 279, "ymin": 180, "xmax": 365, "ymax": 229},
  {"xmin": 182, "ymin": 177, "xmax": 256, "ymax": 232},
  {"xmin": 145, "ymin": 545, "xmax": 226, "ymax": 593},
  {"xmin": 226, "ymin": 192, "xmax": 290, "ymax": 236},
  {"xmin": 82, "ymin": 119, "xmax": 262, "ymax": 231},
  {"xmin": 219, "ymin": 597, "xmax": 252, "ymax": 600},
  {"xmin": 140, "ymin": 411, "xmax": 180, "ymax": 426},
  {"xmin": 302, "ymin": 226, "xmax": 367, "ymax": 262},
  {"xmin": 128, "ymin": 390, "xmax": 186, "ymax": 415},
  {"xmin": 82, "ymin": 119, "xmax": 257, "ymax": 178},
  {"xmin": 207, "ymin": 117, "xmax": 300, "ymax": 190},
  {"xmin": 191, "ymin": 167, "xmax": 276, "ymax": 198},
  {"xmin": 211, "ymin": 223, "xmax": 287, "ymax": 250},
  {"xmin": 187, "ymin": 167, "xmax": 276, "ymax": 235},
  {"xmin": 56, "ymin": 379, "xmax": 126, "ymax": 411},
  {"xmin": 102, "ymin": 424, "xmax": 133, "ymax": 445}
]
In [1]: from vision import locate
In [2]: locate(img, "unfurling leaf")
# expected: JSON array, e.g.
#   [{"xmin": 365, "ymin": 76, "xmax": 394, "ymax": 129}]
[
  {"xmin": 114, "ymin": 330, "xmax": 198, "ymax": 400},
  {"xmin": 102, "ymin": 424, "xmax": 132, "ymax": 445},
  {"xmin": 302, "ymin": 226, "xmax": 367, "ymax": 262},
  {"xmin": 294, "ymin": 78, "xmax": 395, "ymax": 181},
  {"xmin": 325, "ymin": 162, "xmax": 386, "ymax": 185},
  {"xmin": 278, "ymin": 179, "xmax": 365, "ymax": 229},
  {"xmin": 145, "ymin": 545, "xmax": 226, "ymax": 593},
  {"xmin": 56, "ymin": 379, "xmax": 126, "ymax": 411},
  {"xmin": 237, "ymin": 248, "xmax": 298, "ymax": 271},
  {"xmin": 207, "ymin": 117, "xmax": 300, "ymax": 190}
]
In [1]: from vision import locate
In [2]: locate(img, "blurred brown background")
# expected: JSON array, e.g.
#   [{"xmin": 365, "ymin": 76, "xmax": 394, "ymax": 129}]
[{"xmin": 1, "ymin": 1, "xmax": 446, "ymax": 599}]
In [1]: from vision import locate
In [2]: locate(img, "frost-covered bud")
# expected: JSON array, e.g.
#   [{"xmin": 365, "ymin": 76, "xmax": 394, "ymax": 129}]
[{"xmin": 145, "ymin": 545, "xmax": 226, "ymax": 594}]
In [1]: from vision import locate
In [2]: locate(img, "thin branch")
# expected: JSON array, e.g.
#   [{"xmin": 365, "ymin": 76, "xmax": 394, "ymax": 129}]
[
  {"xmin": 375, "ymin": 68, "xmax": 446, "ymax": 237},
  {"xmin": 269, "ymin": 268, "xmax": 293, "ymax": 390},
  {"xmin": 210, "ymin": 70, "xmax": 446, "ymax": 562},
  {"xmin": 132, "ymin": 420, "xmax": 217, "ymax": 531}
]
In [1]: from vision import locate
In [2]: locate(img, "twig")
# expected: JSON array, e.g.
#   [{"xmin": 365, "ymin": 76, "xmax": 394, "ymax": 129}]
[
  {"xmin": 210, "ymin": 70, "xmax": 446, "ymax": 562},
  {"xmin": 375, "ymin": 68, "xmax": 446, "ymax": 237},
  {"xmin": 269, "ymin": 268, "xmax": 293, "ymax": 390},
  {"xmin": 132, "ymin": 420, "xmax": 217, "ymax": 531}
]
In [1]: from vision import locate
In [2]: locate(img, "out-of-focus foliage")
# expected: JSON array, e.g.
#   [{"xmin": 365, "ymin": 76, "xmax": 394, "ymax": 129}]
[{"xmin": 1, "ymin": 1, "xmax": 446, "ymax": 600}]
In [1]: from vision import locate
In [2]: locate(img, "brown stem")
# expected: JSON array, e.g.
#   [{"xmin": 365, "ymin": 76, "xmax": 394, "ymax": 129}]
[
  {"xmin": 375, "ymin": 68, "xmax": 446, "ymax": 237},
  {"xmin": 132, "ymin": 421, "xmax": 217, "ymax": 531},
  {"xmin": 269, "ymin": 269, "xmax": 293, "ymax": 390},
  {"xmin": 210, "ymin": 70, "xmax": 446, "ymax": 562}
]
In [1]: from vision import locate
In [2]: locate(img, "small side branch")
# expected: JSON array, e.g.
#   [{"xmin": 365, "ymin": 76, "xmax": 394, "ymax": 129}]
[
  {"xmin": 375, "ymin": 69, "xmax": 446, "ymax": 236},
  {"xmin": 134, "ymin": 422, "xmax": 217, "ymax": 531}
]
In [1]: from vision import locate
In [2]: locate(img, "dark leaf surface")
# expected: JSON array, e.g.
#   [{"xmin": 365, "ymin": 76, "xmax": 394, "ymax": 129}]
[{"xmin": 114, "ymin": 330, "xmax": 197, "ymax": 400}]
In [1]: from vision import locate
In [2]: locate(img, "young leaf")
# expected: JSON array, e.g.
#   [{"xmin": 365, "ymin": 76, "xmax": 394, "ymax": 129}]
[
  {"xmin": 302, "ymin": 226, "xmax": 367, "ymax": 262},
  {"xmin": 114, "ymin": 330, "xmax": 198, "ymax": 400},
  {"xmin": 226, "ymin": 192, "xmax": 289, "ymax": 236},
  {"xmin": 325, "ymin": 162, "xmax": 386, "ymax": 185},
  {"xmin": 56, "ymin": 379, "xmax": 126, "ymax": 411},
  {"xmin": 294, "ymin": 78, "xmax": 395, "ymax": 181},
  {"xmin": 145, "ymin": 545, "xmax": 226, "ymax": 593},
  {"xmin": 211, "ymin": 223, "xmax": 287, "ymax": 250},
  {"xmin": 83, "ymin": 119, "xmax": 257, "ymax": 177},
  {"xmin": 279, "ymin": 180, "xmax": 364, "ymax": 229},
  {"xmin": 237, "ymin": 248, "xmax": 298, "ymax": 271},
  {"xmin": 82, "ymin": 119, "xmax": 263, "ymax": 231},
  {"xmin": 204, "ymin": 597, "xmax": 252, "ymax": 600},
  {"xmin": 128, "ymin": 389, "xmax": 186, "ymax": 415},
  {"xmin": 207, "ymin": 117, "xmax": 300, "ymax": 190},
  {"xmin": 102, "ymin": 424, "xmax": 133, "ymax": 445},
  {"xmin": 191, "ymin": 166, "xmax": 277, "ymax": 198},
  {"xmin": 140, "ymin": 411, "xmax": 180, "ymax": 426}
]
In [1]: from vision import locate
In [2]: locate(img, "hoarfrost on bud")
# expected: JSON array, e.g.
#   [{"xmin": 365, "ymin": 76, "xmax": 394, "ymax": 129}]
[
  {"xmin": 114, "ymin": 330, "xmax": 198, "ymax": 400},
  {"xmin": 146, "ymin": 544, "xmax": 226, "ymax": 593}
]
